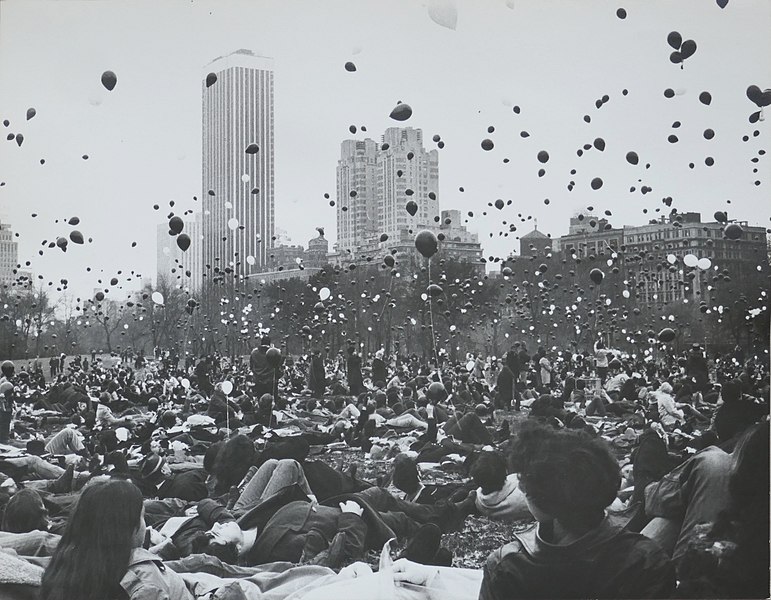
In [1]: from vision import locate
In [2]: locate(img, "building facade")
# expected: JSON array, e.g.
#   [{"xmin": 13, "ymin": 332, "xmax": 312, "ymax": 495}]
[
  {"xmin": 156, "ymin": 213, "xmax": 203, "ymax": 291},
  {"xmin": 0, "ymin": 222, "xmax": 18, "ymax": 287},
  {"xmin": 202, "ymin": 50, "xmax": 274, "ymax": 285},
  {"xmin": 336, "ymin": 139, "xmax": 378, "ymax": 256}
]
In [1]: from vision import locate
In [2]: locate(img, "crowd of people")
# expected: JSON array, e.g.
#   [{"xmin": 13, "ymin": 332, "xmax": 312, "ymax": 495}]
[{"xmin": 0, "ymin": 336, "xmax": 767, "ymax": 599}]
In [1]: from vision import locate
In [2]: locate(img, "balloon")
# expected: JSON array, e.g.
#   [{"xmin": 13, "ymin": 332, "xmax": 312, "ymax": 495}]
[
  {"xmin": 427, "ymin": 283, "xmax": 443, "ymax": 297},
  {"xmin": 26, "ymin": 108, "xmax": 36, "ymax": 121},
  {"xmin": 616, "ymin": 8, "xmax": 627, "ymax": 19},
  {"xmin": 245, "ymin": 143, "xmax": 259, "ymax": 154},
  {"xmin": 426, "ymin": 381, "xmax": 447, "ymax": 402},
  {"xmin": 626, "ymin": 151, "xmax": 639, "ymax": 165},
  {"xmin": 319, "ymin": 287, "xmax": 331, "ymax": 301},
  {"xmin": 713, "ymin": 211, "xmax": 727, "ymax": 223},
  {"xmin": 68, "ymin": 216, "xmax": 80, "ymax": 225},
  {"xmin": 697, "ymin": 257, "xmax": 712, "ymax": 270},
  {"xmin": 658, "ymin": 328, "xmax": 676, "ymax": 343},
  {"xmin": 427, "ymin": 0, "xmax": 458, "ymax": 30},
  {"xmin": 205, "ymin": 72, "xmax": 217, "ymax": 87},
  {"xmin": 666, "ymin": 254, "xmax": 677, "ymax": 264},
  {"xmin": 589, "ymin": 268, "xmax": 604, "ymax": 284},
  {"xmin": 699, "ymin": 91, "xmax": 712, "ymax": 105},
  {"xmin": 716, "ymin": 0, "xmax": 728, "ymax": 7},
  {"xmin": 405, "ymin": 200, "xmax": 418, "ymax": 216},
  {"xmin": 69, "ymin": 230, "xmax": 84, "ymax": 244},
  {"xmin": 669, "ymin": 52, "xmax": 682, "ymax": 64},
  {"xmin": 664, "ymin": 88, "xmax": 675, "ymax": 98},
  {"xmin": 481, "ymin": 139, "xmax": 494, "ymax": 151},
  {"xmin": 667, "ymin": 31, "xmax": 682, "ymax": 49},
  {"xmin": 152, "ymin": 291, "xmax": 165, "ymax": 305},
  {"xmin": 380, "ymin": 233, "xmax": 389, "ymax": 242},
  {"xmin": 679, "ymin": 39, "xmax": 697, "ymax": 59},
  {"xmin": 593, "ymin": 138, "xmax": 605, "ymax": 151},
  {"xmin": 724, "ymin": 223, "xmax": 743, "ymax": 240},
  {"xmin": 56, "ymin": 236, "xmax": 68, "ymax": 251},
  {"xmin": 101, "ymin": 70, "xmax": 117, "ymax": 91},
  {"xmin": 384, "ymin": 255, "xmax": 395, "ymax": 267},
  {"xmin": 389, "ymin": 103, "xmax": 413, "ymax": 121},
  {"xmin": 683, "ymin": 254, "xmax": 698, "ymax": 267},
  {"xmin": 591, "ymin": 177, "xmax": 603, "ymax": 190},
  {"xmin": 537, "ymin": 150, "xmax": 549, "ymax": 163},
  {"xmin": 177, "ymin": 233, "xmax": 191, "ymax": 252},
  {"xmin": 494, "ymin": 199, "xmax": 504, "ymax": 210},
  {"xmin": 95, "ymin": 291, "xmax": 105, "ymax": 302},
  {"xmin": 415, "ymin": 230, "xmax": 438, "ymax": 258},
  {"xmin": 169, "ymin": 216, "xmax": 184, "ymax": 235},
  {"xmin": 344, "ymin": 61, "xmax": 358, "ymax": 72},
  {"xmin": 181, "ymin": 378, "xmax": 190, "ymax": 389},
  {"xmin": 221, "ymin": 381, "xmax": 233, "ymax": 396},
  {"xmin": 228, "ymin": 218, "xmax": 239, "ymax": 230},
  {"xmin": 746, "ymin": 85, "xmax": 771, "ymax": 108},
  {"xmin": 266, "ymin": 347, "xmax": 282, "ymax": 367},
  {"xmin": 15, "ymin": 134, "xmax": 23, "ymax": 147},
  {"xmin": 246, "ymin": 255, "xmax": 256, "ymax": 265}
]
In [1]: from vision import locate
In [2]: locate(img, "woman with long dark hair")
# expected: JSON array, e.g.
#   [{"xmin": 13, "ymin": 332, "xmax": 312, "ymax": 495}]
[{"xmin": 40, "ymin": 478, "xmax": 192, "ymax": 600}]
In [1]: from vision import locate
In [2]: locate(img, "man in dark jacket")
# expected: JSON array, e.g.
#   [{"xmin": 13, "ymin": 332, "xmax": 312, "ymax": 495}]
[
  {"xmin": 250, "ymin": 336, "xmax": 282, "ymax": 399},
  {"xmin": 308, "ymin": 350, "xmax": 327, "ymax": 398},
  {"xmin": 139, "ymin": 454, "xmax": 208, "ymax": 502}
]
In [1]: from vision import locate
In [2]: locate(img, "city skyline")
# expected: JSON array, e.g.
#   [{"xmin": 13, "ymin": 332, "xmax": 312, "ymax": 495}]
[{"xmin": 0, "ymin": 0, "xmax": 769, "ymax": 300}]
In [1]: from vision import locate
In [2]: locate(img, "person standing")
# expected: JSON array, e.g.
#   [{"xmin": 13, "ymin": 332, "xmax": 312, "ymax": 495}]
[
  {"xmin": 346, "ymin": 347, "xmax": 365, "ymax": 396},
  {"xmin": 308, "ymin": 350, "xmax": 327, "ymax": 398},
  {"xmin": 371, "ymin": 349, "xmax": 388, "ymax": 388}
]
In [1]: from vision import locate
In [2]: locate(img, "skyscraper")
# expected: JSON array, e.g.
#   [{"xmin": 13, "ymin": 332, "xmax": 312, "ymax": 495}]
[
  {"xmin": 336, "ymin": 139, "xmax": 378, "ymax": 256},
  {"xmin": 335, "ymin": 128, "xmax": 439, "ymax": 257},
  {"xmin": 156, "ymin": 213, "xmax": 203, "ymax": 291},
  {"xmin": 0, "ymin": 222, "xmax": 18, "ymax": 286},
  {"xmin": 201, "ymin": 50, "xmax": 274, "ymax": 284},
  {"xmin": 377, "ymin": 127, "xmax": 439, "ymax": 241}
]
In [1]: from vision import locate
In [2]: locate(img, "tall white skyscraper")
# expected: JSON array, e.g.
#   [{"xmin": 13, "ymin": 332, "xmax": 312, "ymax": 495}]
[
  {"xmin": 377, "ymin": 128, "xmax": 439, "ymax": 241},
  {"xmin": 201, "ymin": 50, "xmax": 274, "ymax": 284},
  {"xmin": 336, "ymin": 139, "xmax": 379, "ymax": 256},
  {"xmin": 0, "ymin": 222, "xmax": 18, "ymax": 286},
  {"xmin": 156, "ymin": 213, "xmax": 203, "ymax": 291}
]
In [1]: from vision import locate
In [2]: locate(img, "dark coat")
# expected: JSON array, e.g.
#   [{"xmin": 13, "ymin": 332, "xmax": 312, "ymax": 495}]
[
  {"xmin": 249, "ymin": 500, "xmax": 367, "ymax": 565},
  {"xmin": 346, "ymin": 354, "xmax": 365, "ymax": 396},
  {"xmin": 371, "ymin": 357, "xmax": 388, "ymax": 386},
  {"xmin": 157, "ymin": 469, "xmax": 208, "ymax": 502},
  {"xmin": 480, "ymin": 518, "xmax": 675, "ymax": 599}
]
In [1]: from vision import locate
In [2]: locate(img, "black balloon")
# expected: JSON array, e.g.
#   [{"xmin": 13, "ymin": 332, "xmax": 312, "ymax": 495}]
[
  {"xmin": 406, "ymin": 200, "xmax": 418, "ymax": 216},
  {"xmin": 69, "ymin": 230, "xmax": 84, "ymax": 244},
  {"xmin": 390, "ymin": 103, "xmax": 413, "ymax": 121},
  {"xmin": 537, "ymin": 150, "xmax": 549, "ymax": 163},
  {"xmin": 205, "ymin": 73, "xmax": 217, "ymax": 88},
  {"xmin": 658, "ymin": 327, "xmax": 676, "ymax": 343},
  {"xmin": 724, "ymin": 223, "xmax": 743, "ymax": 240},
  {"xmin": 169, "ymin": 216, "xmax": 184, "ymax": 235},
  {"xmin": 667, "ymin": 31, "xmax": 682, "ymax": 49},
  {"xmin": 415, "ymin": 230, "xmax": 438, "ymax": 258},
  {"xmin": 680, "ymin": 39, "xmax": 697, "ymax": 59},
  {"xmin": 699, "ymin": 91, "xmax": 712, "ymax": 105},
  {"xmin": 344, "ymin": 62, "xmax": 357, "ymax": 72},
  {"xmin": 626, "ymin": 151, "xmax": 639, "ymax": 165},
  {"xmin": 589, "ymin": 268, "xmax": 604, "ymax": 284},
  {"xmin": 481, "ymin": 139, "xmax": 494, "ymax": 151},
  {"xmin": 101, "ymin": 70, "xmax": 117, "ymax": 91},
  {"xmin": 266, "ymin": 347, "xmax": 282, "ymax": 367},
  {"xmin": 177, "ymin": 233, "xmax": 191, "ymax": 252},
  {"xmin": 245, "ymin": 143, "xmax": 259, "ymax": 154},
  {"xmin": 713, "ymin": 211, "xmax": 727, "ymax": 223}
]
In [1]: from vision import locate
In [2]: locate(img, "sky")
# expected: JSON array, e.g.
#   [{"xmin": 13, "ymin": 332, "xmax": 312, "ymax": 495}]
[{"xmin": 0, "ymin": 0, "xmax": 769, "ymax": 302}]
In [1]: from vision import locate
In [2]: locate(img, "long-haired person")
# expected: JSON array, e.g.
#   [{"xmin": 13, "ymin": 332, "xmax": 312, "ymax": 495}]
[{"xmin": 40, "ymin": 478, "xmax": 192, "ymax": 600}]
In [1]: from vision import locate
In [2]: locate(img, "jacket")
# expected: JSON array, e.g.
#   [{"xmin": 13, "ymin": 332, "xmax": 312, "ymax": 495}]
[
  {"xmin": 120, "ymin": 548, "xmax": 193, "ymax": 600},
  {"xmin": 479, "ymin": 517, "xmax": 675, "ymax": 599},
  {"xmin": 475, "ymin": 474, "xmax": 530, "ymax": 521},
  {"xmin": 158, "ymin": 469, "xmax": 208, "ymax": 502},
  {"xmin": 248, "ymin": 500, "xmax": 367, "ymax": 566}
]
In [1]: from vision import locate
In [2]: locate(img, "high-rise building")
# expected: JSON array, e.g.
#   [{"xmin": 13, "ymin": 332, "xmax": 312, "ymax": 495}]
[
  {"xmin": 201, "ymin": 50, "xmax": 274, "ymax": 285},
  {"xmin": 0, "ymin": 222, "xmax": 18, "ymax": 286},
  {"xmin": 335, "ymin": 128, "xmax": 439, "ymax": 258},
  {"xmin": 156, "ymin": 213, "xmax": 203, "ymax": 291},
  {"xmin": 336, "ymin": 139, "xmax": 379, "ymax": 256},
  {"xmin": 377, "ymin": 127, "xmax": 439, "ymax": 242}
]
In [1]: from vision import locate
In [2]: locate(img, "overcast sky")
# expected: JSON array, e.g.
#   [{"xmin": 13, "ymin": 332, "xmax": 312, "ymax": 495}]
[{"xmin": 0, "ymin": 0, "xmax": 769, "ymax": 301}]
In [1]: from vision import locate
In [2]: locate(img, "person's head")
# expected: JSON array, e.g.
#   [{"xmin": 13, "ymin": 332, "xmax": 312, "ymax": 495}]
[
  {"xmin": 140, "ymin": 453, "xmax": 170, "ymax": 484},
  {"xmin": 721, "ymin": 379, "xmax": 742, "ymax": 403},
  {"xmin": 2, "ymin": 488, "xmax": 48, "ymax": 533},
  {"xmin": 470, "ymin": 451, "xmax": 508, "ymax": 495},
  {"xmin": 190, "ymin": 522, "xmax": 241, "ymax": 564},
  {"xmin": 713, "ymin": 397, "xmax": 766, "ymax": 444},
  {"xmin": 212, "ymin": 434, "xmax": 257, "ymax": 494},
  {"xmin": 1, "ymin": 360, "xmax": 14, "ymax": 379},
  {"xmin": 40, "ymin": 479, "xmax": 145, "ymax": 600},
  {"xmin": 575, "ymin": 379, "xmax": 586, "ymax": 391},
  {"xmin": 509, "ymin": 422, "xmax": 620, "ymax": 536}
]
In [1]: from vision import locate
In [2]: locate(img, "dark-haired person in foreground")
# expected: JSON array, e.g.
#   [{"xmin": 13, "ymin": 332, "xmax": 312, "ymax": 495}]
[
  {"xmin": 40, "ymin": 478, "xmax": 192, "ymax": 600},
  {"xmin": 392, "ymin": 423, "xmax": 675, "ymax": 599}
]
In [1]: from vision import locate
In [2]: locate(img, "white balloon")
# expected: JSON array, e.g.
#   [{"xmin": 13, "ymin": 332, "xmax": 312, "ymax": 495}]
[
  {"xmin": 246, "ymin": 255, "xmax": 256, "ymax": 265},
  {"xmin": 428, "ymin": 0, "xmax": 457, "ymax": 30},
  {"xmin": 466, "ymin": 360, "xmax": 475, "ymax": 371},
  {"xmin": 683, "ymin": 254, "xmax": 698, "ymax": 268},
  {"xmin": 697, "ymin": 257, "xmax": 712, "ymax": 270},
  {"xmin": 666, "ymin": 254, "xmax": 677, "ymax": 264},
  {"xmin": 115, "ymin": 427, "xmax": 130, "ymax": 442},
  {"xmin": 151, "ymin": 291, "xmax": 164, "ymax": 305},
  {"xmin": 319, "ymin": 287, "xmax": 331, "ymax": 301},
  {"xmin": 241, "ymin": 174, "xmax": 250, "ymax": 182},
  {"xmin": 225, "ymin": 201, "xmax": 233, "ymax": 209},
  {"xmin": 623, "ymin": 290, "xmax": 630, "ymax": 298},
  {"xmin": 221, "ymin": 380, "xmax": 233, "ymax": 395},
  {"xmin": 228, "ymin": 218, "xmax": 239, "ymax": 230},
  {"xmin": 181, "ymin": 378, "xmax": 190, "ymax": 389}
]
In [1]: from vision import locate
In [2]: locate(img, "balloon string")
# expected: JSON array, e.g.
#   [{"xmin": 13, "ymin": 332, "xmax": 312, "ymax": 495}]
[
  {"xmin": 377, "ymin": 271, "xmax": 396, "ymax": 322},
  {"xmin": 426, "ymin": 258, "xmax": 444, "ymax": 391}
]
